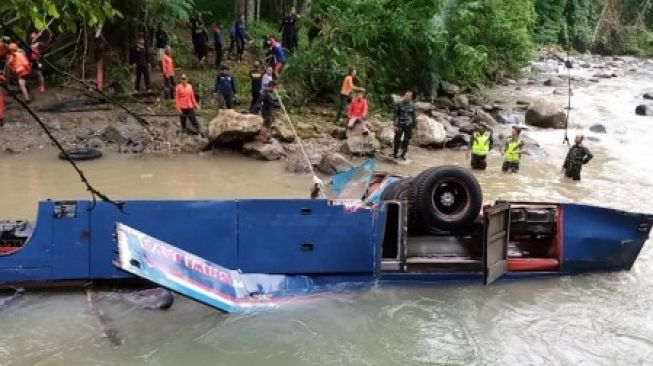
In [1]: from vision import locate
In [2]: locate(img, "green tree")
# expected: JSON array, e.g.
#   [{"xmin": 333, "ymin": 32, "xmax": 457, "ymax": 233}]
[{"xmin": 0, "ymin": 0, "xmax": 120, "ymax": 32}]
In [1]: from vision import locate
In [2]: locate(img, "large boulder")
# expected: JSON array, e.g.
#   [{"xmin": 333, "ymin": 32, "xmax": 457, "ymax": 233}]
[
  {"xmin": 472, "ymin": 109, "xmax": 497, "ymax": 125},
  {"xmin": 285, "ymin": 152, "xmax": 312, "ymax": 173},
  {"xmin": 452, "ymin": 94, "xmax": 469, "ymax": 109},
  {"xmin": 378, "ymin": 126, "xmax": 395, "ymax": 147},
  {"xmin": 543, "ymin": 78, "xmax": 564, "ymax": 87},
  {"xmin": 331, "ymin": 126, "xmax": 347, "ymax": 140},
  {"xmin": 525, "ymin": 100, "xmax": 567, "ymax": 129},
  {"xmin": 491, "ymin": 109, "xmax": 518, "ymax": 125},
  {"xmin": 207, "ymin": 109, "xmax": 263, "ymax": 144},
  {"xmin": 317, "ymin": 152, "xmax": 353, "ymax": 175},
  {"xmin": 636, "ymin": 105, "xmax": 653, "ymax": 116},
  {"xmin": 242, "ymin": 139, "xmax": 285, "ymax": 161},
  {"xmin": 341, "ymin": 131, "xmax": 380, "ymax": 156},
  {"xmin": 445, "ymin": 134, "xmax": 470, "ymax": 148},
  {"xmin": 412, "ymin": 115, "xmax": 446, "ymax": 147}
]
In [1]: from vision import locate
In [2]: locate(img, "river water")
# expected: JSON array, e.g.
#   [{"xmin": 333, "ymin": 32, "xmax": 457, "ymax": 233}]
[{"xmin": 1, "ymin": 60, "xmax": 653, "ymax": 365}]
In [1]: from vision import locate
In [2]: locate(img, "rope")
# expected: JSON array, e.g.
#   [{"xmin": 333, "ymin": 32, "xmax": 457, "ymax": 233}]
[
  {"xmin": 0, "ymin": 83, "xmax": 125, "ymax": 213},
  {"xmin": 273, "ymin": 90, "xmax": 326, "ymax": 198}
]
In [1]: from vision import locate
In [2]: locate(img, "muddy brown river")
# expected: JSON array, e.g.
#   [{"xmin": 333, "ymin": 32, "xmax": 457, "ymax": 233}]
[{"xmin": 1, "ymin": 59, "xmax": 653, "ymax": 365}]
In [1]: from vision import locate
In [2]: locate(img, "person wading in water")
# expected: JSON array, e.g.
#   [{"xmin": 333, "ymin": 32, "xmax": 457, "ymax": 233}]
[{"xmin": 563, "ymin": 134, "xmax": 593, "ymax": 181}]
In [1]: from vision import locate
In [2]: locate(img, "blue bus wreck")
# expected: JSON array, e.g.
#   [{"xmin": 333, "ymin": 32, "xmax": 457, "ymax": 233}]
[{"xmin": 1, "ymin": 165, "xmax": 652, "ymax": 313}]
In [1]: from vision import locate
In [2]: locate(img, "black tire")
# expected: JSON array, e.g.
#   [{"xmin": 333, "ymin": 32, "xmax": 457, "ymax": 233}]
[
  {"xmin": 381, "ymin": 178, "xmax": 413, "ymax": 201},
  {"xmin": 411, "ymin": 165, "xmax": 483, "ymax": 233},
  {"xmin": 58, "ymin": 148, "xmax": 103, "ymax": 161}
]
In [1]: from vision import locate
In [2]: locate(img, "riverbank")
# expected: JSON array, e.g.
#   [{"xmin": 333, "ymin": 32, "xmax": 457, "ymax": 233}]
[{"xmin": 1, "ymin": 51, "xmax": 651, "ymax": 176}]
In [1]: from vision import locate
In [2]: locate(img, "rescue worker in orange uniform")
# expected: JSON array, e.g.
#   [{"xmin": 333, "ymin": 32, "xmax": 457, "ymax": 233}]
[
  {"xmin": 161, "ymin": 46, "xmax": 176, "ymax": 99},
  {"xmin": 7, "ymin": 43, "xmax": 32, "ymax": 102},
  {"xmin": 175, "ymin": 74, "xmax": 201, "ymax": 134}
]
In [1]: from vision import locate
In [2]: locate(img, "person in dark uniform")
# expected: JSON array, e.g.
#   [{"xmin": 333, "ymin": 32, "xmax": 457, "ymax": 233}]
[
  {"xmin": 393, "ymin": 90, "xmax": 417, "ymax": 160},
  {"xmin": 215, "ymin": 64, "xmax": 236, "ymax": 109},
  {"xmin": 234, "ymin": 14, "xmax": 249, "ymax": 62},
  {"xmin": 249, "ymin": 61, "xmax": 263, "ymax": 113},
  {"xmin": 260, "ymin": 80, "xmax": 276, "ymax": 143},
  {"xmin": 468, "ymin": 123, "xmax": 493, "ymax": 170},
  {"xmin": 130, "ymin": 37, "xmax": 150, "ymax": 91},
  {"xmin": 212, "ymin": 23, "xmax": 223, "ymax": 68},
  {"xmin": 563, "ymin": 134, "xmax": 593, "ymax": 181},
  {"xmin": 279, "ymin": 6, "xmax": 298, "ymax": 54}
]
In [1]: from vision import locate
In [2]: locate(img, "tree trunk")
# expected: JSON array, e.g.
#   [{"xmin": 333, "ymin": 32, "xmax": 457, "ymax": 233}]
[
  {"xmin": 256, "ymin": 0, "xmax": 261, "ymax": 21},
  {"xmin": 246, "ymin": 0, "xmax": 256, "ymax": 23}
]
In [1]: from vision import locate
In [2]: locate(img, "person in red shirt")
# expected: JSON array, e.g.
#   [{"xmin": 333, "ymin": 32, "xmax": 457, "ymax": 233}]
[
  {"xmin": 347, "ymin": 88, "xmax": 370, "ymax": 134},
  {"xmin": 29, "ymin": 33, "xmax": 46, "ymax": 93},
  {"xmin": 175, "ymin": 74, "xmax": 201, "ymax": 134},
  {"xmin": 7, "ymin": 43, "xmax": 31, "ymax": 102},
  {"xmin": 161, "ymin": 46, "xmax": 175, "ymax": 99}
]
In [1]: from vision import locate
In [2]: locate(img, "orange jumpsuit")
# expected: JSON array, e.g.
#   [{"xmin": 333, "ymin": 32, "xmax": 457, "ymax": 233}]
[{"xmin": 8, "ymin": 48, "xmax": 31, "ymax": 78}]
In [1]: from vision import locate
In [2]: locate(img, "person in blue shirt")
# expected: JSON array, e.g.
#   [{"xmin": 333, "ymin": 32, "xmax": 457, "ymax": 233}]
[
  {"xmin": 215, "ymin": 64, "xmax": 236, "ymax": 109},
  {"xmin": 213, "ymin": 23, "xmax": 223, "ymax": 68},
  {"xmin": 267, "ymin": 38, "xmax": 285, "ymax": 79},
  {"xmin": 234, "ymin": 14, "xmax": 249, "ymax": 62}
]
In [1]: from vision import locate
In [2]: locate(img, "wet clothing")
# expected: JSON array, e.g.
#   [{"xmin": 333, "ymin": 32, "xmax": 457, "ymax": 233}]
[
  {"xmin": 215, "ymin": 71, "xmax": 236, "ymax": 109},
  {"xmin": 393, "ymin": 101, "xmax": 417, "ymax": 158},
  {"xmin": 249, "ymin": 69, "xmax": 263, "ymax": 112},
  {"xmin": 130, "ymin": 45, "xmax": 150, "ymax": 90},
  {"xmin": 502, "ymin": 137, "xmax": 524, "ymax": 173},
  {"xmin": 213, "ymin": 27, "xmax": 223, "ymax": 67},
  {"xmin": 279, "ymin": 14, "xmax": 298, "ymax": 53},
  {"xmin": 563, "ymin": 144, "xmax": 593, "ymax": 181},
  {"xmin": 260, "ymin": 89, "xmax": 275, "ymax": 127},
  {"xmin": 175, "ymin": 83, "xmax": 200, "ymax": 133},
  {"xmin": 470, "ymin": 131, "xmax": 493, "ymax": 170}
]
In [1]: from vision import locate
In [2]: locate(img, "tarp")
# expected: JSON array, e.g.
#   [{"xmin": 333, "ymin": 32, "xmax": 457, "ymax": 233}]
[{"xmin": 331, "ymin": 158, "xmax": 376, "ymax": 199}]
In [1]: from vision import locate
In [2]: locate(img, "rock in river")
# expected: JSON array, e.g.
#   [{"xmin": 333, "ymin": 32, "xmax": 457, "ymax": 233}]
[
  {"xmin": 525, "ymin": 100, "xmax": 567, "ymax": 129},
  {"xmin": 589, "ymin": 124, "xmax": 607, "ymax": 134},
  {"xmin": 208, "ymin": 109, "xmax": 263, "ymax": 144},
  {"xmin": 412, "ymin": 115, "xmax": 446, "ymax": 147},
  {"xmin": 243, "ymin": 139, "xmax": 285, "ymax": 161},
  {"xmin": 378, "ymin": 126, "xmax": 395, "ymax": 147},
  {"xmin": 635, "ymin": 105, "xmax": 653, "ymax": 116},
  {"xmin": 318, "ymin": 152, "xmax": 353, "ymax": 175},
  {"xmin": 341, "ymin": 131, "xmax": 380, "ymax": 156}
]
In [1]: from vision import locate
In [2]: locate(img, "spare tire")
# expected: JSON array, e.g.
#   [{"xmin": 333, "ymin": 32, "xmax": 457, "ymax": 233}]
[
  {"xmin": 381, "ymin": 178, "xmax": 414, "ymax": 201},
  {"xmin": 411, "ymin": 166, "xmax": 482, "ymax": 233},
  {"xmin": 58, "ymin": 148, "xmax": 103, "ymax": 161}
]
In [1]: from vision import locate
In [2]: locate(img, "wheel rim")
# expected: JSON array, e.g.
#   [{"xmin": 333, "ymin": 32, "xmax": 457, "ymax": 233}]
[{"xmin": 430, "ymin": 177, "xmax": 471, "ymax": 222}]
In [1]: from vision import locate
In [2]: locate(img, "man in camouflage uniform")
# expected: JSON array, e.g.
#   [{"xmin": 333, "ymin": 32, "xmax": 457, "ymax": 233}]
[
  {"xmin": 563, "ymin": 134, "xmax": 593, "ymax": 181},
  {"xmin": 393, "ymin": 90, "xmax": 416, "ymax": 160}
]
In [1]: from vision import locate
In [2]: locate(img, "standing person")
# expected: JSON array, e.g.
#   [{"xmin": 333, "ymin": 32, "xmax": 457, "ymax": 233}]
[
  {"xmin": 155, "ymin": 25, "xmax": 168, "ymax": 65},
  {"xmin": 234, "ymin": 14, "xmax": 249, "ymax": 62},
  {"xmin": 7, "ymin": 43, "xmax": 31, "ymax": 102},
  {"xmin": 269, "ymin": 37, "xmax": 285, "ymax": 79},
  {"xmin": 192, "ymin": 26, "xmax": 209, "ymax": 67},
  {"xmin": 261, "ymin": 65, "xmax": 274, "ymax": 93},
  {"xmin": 562, "ymin": 134, "xmax": 593, "ymax": 181},
  {"xmin": 347, "ymin": 89, "xmax": 370, "ymax": 134},
  {"xmin": 249, "ymin": 61, "xmax": 263, "ymax": 113},
  {"xmin": 279, "ymin": 6, "xmax": 298, "ymax": 54},
  {"xmin": 175, "ymin": 74, "xmax": 201, "ymax": 134},
  {"xmin": 161, "ymin": 46, "xmax": 176, "ymax": 99},
  {"xmin": 502, "ymin": 126, "xmax": 525, "ymax": 173},
  {"xmin": 468, "ymin": 124, "xmax": 493, "ymax": 170},
  {"xmin": 260, "ymin": 80, "xmax": 276, "ymax": 143},
  {"xmin": 336, "ymin": 68, "xmax": 356, "ymax": 122},
  {"xmin": 29, "ymin": 32, "xmax": 46, "ymax": 93},
  {"xmin": 215, "ymin": 64, "xmax": 236, "ymax": 109},
  {"xmin": 393, "ymin": 90, "xmax": 416, "ymax": 160},
  {"xmin": 130, "ymin": 37, "xmax": 150, "ymax": 92},
  {"xmin": 213, "ymin": 23, "xmax": 223, "ymax": 68}
]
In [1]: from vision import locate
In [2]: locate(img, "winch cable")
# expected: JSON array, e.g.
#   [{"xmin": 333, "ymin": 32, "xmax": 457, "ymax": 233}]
[
  {"xmin": 0, "ymin": 22, "xmax": 156, "ymax": 138},
  {"xmin": 274, "ymin": 90, "xmax": 326, "ymax": 198},
  {"xmin": 0, "ymin": 83, "xmax": 125, "ymax": 212}
]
